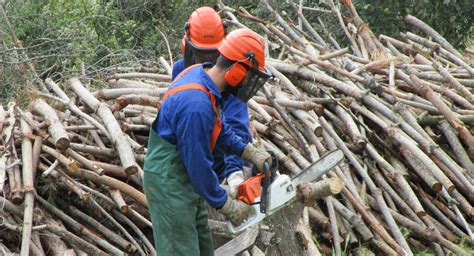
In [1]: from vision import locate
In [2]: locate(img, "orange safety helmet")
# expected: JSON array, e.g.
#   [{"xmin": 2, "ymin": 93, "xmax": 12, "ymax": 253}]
[
  {"xmin": 218, "ymin": 28, "xmax": 272, "ymax": 102},
  {"xmin": 185, "ymin": 6, "xmax": 226, "ymax": 49},
  {"xmin": 218, "ymin": 28, "xmax": 266, "ymax": 73},
  {"xmin": 181, "ymin": 7, "xmax": 227, "ymax": 67}
]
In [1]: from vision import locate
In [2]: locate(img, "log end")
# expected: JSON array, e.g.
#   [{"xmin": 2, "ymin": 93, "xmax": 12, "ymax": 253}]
[
  {"xmin": 355, "ymin": 137, "xmax": 367, "ymax": 150},
  {"xmin": 446, "ymin": 184, "xmax": 455, "ymax": 193},
  {"xmin": 415, "ymin": 210, "xmax": 427, "ymax": 217},
  {"xmin": 313, "ymin": 126, "xmax": 323, "ymax": 137},
  {"xmin": 11, "ymin": 191, "xmax": 25, "ymax": 204},
  {"xmin": 80, "ymin": 192, "xmax": 90, "ymax": 202},
  {"xmin": 329, "ymin": 177, "xmax": 344, "ymax": 194},
  {"xmin": 55, "ymin": 137, "xmax": 70, "ymax": 151},
  {"xmin": 431, "ymin": 183, "xmax": 442, "ymax": 193},
  {"xmin": 120, "ymin": 205, "xmax": 129, "ymax": 214},
  {"xmin": 125, "ymin": 244, "xmax": 136, "ymax": 253},
  {"xmin": 124, "ymin": 165, "xmax": 138, "ymax": 175},
  {"xmin": 313, "ymin": 105, "xmax": 325, "ymax": 116},
  {"xmin": 67, "ymin": 161, "xmax": 79, "ymax": 173}
]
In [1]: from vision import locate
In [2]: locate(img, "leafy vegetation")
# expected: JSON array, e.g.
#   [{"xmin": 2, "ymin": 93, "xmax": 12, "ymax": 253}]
[{"xmin": 1, "ymin": 0, "xmax": 472, "ymax": 103}]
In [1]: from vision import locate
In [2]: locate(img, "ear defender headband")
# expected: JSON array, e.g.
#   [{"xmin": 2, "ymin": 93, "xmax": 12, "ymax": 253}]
[{"xmin": 224, "ymin": 52, "xmax": 256, "ymax": 87}]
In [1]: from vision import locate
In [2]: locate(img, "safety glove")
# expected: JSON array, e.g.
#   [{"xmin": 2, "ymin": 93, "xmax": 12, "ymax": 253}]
[
  {"xmin": 241, "ymin": 144, "xmax": 272, "ymax": 172},
  {"xmin": 218, "ymin": 195, "xmax": 256, "ymax": 226},
  {"xmin": 227, "ymin": 171, "xmax": 245, "ymax": 199}
]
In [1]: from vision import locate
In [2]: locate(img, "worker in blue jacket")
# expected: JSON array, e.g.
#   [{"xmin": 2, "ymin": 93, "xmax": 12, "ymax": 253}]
[
  {"xmin": 143, "ymin": 27, "xmax": 272, "ymax": 255},
  {"xmin": 173, "ymin": 7, "xmax": 252, "ymax": 197}
]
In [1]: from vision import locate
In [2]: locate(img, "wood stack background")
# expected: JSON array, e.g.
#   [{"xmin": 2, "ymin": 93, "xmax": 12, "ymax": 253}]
[{"xmin": 1, "ymin": 0, "xmax": 473, "ymax": 255}]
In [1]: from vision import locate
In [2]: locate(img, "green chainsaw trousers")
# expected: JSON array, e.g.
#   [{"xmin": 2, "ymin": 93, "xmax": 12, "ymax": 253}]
[{"xmin": 143, "ymin": 129, "xmax": 214, "ymax": 256}]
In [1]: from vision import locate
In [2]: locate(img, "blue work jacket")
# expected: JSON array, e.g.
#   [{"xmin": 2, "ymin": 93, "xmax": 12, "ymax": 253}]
[
  {"xmin": 172, "ymin": 59, "xmax": 252, "ymax": 181},
  {"xmin": 156, "ymin": 63, "xmax": 246, "ymax": 208}
]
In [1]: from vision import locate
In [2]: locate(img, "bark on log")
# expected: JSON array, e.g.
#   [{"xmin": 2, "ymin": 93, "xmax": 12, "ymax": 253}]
[
  {"xmin": 32, "ymin": 99, "xmax": 69, "ymax": 150},
  {"xmin": 19, "ymin": 117, "xmax": 34, "ymax": 256},
  {"xmin": 68, "ymin": 78, "xmax": 138, "ymax": 174}
]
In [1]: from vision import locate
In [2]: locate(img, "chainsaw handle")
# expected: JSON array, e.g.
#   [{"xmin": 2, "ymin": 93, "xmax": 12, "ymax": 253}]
[
  {"xmin": 251, "ymin": 151, "xmax": 278, "ymax": 176},
  {"xmin": 259, "ymin": 161, "xmax": 271, "ymax": 213}
]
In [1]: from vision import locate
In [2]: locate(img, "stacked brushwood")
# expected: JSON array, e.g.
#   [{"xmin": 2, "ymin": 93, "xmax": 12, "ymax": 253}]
[{"xmin": 1, "ymin": 0, "xmax": 474, "ymax": 255}]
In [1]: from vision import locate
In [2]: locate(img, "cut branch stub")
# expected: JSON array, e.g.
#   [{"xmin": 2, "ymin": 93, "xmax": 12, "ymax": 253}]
[{"xmin": 32, "ymin": 99, "xmax": 69, "ymax": 150}]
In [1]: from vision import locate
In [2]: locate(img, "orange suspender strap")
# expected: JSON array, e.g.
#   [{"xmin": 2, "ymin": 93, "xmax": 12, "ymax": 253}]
[
  {"xmin": 171, "ymin": 63, "xmax": 201, "ymax": 85},
  {"xmin": 163, "ymin": 83, "xmax": 222, "ymax": 152}
]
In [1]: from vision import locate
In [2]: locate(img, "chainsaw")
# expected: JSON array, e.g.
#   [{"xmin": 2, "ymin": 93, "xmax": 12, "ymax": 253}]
[{"xmin": 227, "ymin": 149, "xmax": 345, "ymax": 234}]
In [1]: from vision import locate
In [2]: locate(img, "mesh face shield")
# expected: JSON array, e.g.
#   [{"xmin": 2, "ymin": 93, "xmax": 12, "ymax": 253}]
[{"xmin": 233, "ymin": 66, "xmax": 272, "ymax": 103}]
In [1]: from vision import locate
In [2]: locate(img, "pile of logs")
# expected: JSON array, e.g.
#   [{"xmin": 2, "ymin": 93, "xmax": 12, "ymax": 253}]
[{"xmin": 1, "ymin": 0, "xmax": 474, "ymax": 255}]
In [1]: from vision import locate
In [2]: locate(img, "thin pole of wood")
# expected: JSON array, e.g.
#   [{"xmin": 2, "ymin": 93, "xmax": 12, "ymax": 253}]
[
  {"xmin": 32, "ymin": 99, "xmax": 69, "ymax": 150},
  {"xmin": 365, "ymin": 144, "xmax": 425, "ymax": 217},
  {"xmin": 262, "ymin": 85, "xmax": 313, "ymax": 158},
  {"xmin": 19, "ymin": 117, "xmax": 34, "ymax": 256},
  {"xmin": 106, "ymin": 72, "xmax": 171, "ymax": 81},
  {"xmin": 325, "ymin": 0, "xmax": 362, "ymax": 57},
  {"xmin": 67, "ymin": 205, "xmax": 135, "ymax": 253},
  {"xmin": 65, "ymin": 148, "xmax": 105, "ymax": 176},
  {"xmin": 68, "ymin": 78, "xmax": 138, "ymax": 174},
  {"xmin": 41, "ymin": 145, "xmax": 79, "ymax": 173},
  {"xmin": 320, "ymin": 117, "xmax": 411, "ymax": 255},
  {"xmin": 45, "ymin": 221, "xmax": 108, "ymax": 256},
  {"xmin": 7, "ymin": 156, "xmax": 24, "ymax": 204},
  {"xmin": 331, "ymin": 198, "xmax": 374, "ymax": 241},
  {"xmin": 85, "ymin": 199, "xmax": 148, "ymax": 256},
  {"xmin": 69, "ymin": 143, "xmax": 115, "ymax": 157},
  {"xmin": 341, "ymin": 188, "xmax": 403, "ymax": 255},
  {"xmin": 71, "ymin": 183, "xmax": 147, "ymax": 255},
  {"xmin": 431, "ymin": 58, "xmax": 474, "ymax": 103},
  {"xmin": 403, "ymin": 15, "xmax": 464, "ymax": 61},
  {"xmin": 109, "ymin": 189, "xmax": 129, "ymax": 214},
  {"xmin": 410, "ymin": 74, "xmax": 474, "ymax": 157},
  {"xmin": 30, "ymin": 136, "xmax": 42, "ymax": 179},
  {"xmin": 438, "ymin": 120, "xmax": 474, "ymax": 177},
  {"xmin": 289, "ymin": 0, "xmax": 327, "ymax": 46},
  {"xmin": 93, "ymin": 88, "xmax": 167, "ymax": 100},
  {"xmin": 388, "ymin": 209, "xmax": 466, "ymax": 254},
  {"xmin": 76, "ymin": 168, "xmax": 147, "ymax": 207},
  {"xmin": 44, "ymin": 78, "xmax": 112, "ymax": 141},
  {"xmin": 110, "ymin": 94, "xmax": 161, "ymax": 112},
  {"xmin": 395, "ymin": 103, "xmax": 472, "ymax": 190},
  {"xmin": 112, "ymin": 209, "xmax": 156, "ymax": 255},
  {"xmin": 366, "ymin": 162, "xmax": 424, "ymax": 224},
  {"xmin": 36, "ymin": 195, "xmax": 126, "ymax": 255}
]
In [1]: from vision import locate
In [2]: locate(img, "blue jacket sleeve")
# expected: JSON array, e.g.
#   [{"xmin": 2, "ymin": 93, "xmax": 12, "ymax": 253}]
[
  {"xmin": 221, "ymin": 96, "xmax": 253, "ymax": 178},
  {"xmin": 171, "ymin": 59, "xmax": 185, "ymax": 80},
  {"xmin": 216, "ymin": 119, "xmax": 247, "ymax": 158},
  {"xmin": 175, "ymin": 94, "xmax": 227, "ymax": 208}
]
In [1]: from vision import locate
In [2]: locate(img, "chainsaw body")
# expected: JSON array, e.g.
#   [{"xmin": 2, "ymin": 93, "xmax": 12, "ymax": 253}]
[
  {"xmin": 226, "ymin": 149, "xmax": 345, "ymax": 234},
  {"xmin": 227, "ymin": 173, "xmax": 296, "ymax": 233}
]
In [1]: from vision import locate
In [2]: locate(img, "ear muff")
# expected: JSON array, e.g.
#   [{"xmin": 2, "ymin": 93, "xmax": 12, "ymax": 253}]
[
  {"xmin": 182, "ymin": 22, "xmax": 191, "ymax": 53},
  {"xmin": 183, "ymin": 38, "xmax": 194, "ymax": 68},
  {"xmin": 184, "ymin": 22, "xmax": 190, "ymax": 35},
  {"xmin": 224, "ymin": 63, "xmax": 247, "ymax": 87},
  {"xmin": 223, "ymin": 21, "xmax": 229, "ymax": 35}
]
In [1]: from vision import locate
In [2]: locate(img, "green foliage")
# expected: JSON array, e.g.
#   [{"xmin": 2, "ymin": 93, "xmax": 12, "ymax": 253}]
[
  {"xmin": 0, "ymin": 0, "xmax": 215, "ymax": 103},
  {"xmin": 1, "ymin": 0, "xmax": 472, "ymax": 104},
  {"xmin": 353, "ymin": 0, "xmax": 474, "ymax": 49}
]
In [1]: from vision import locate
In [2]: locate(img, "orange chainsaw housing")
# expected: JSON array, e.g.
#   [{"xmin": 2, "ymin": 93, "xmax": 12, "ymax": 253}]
[{"xmin": 236, "ymin": 174, "xmax": 264, "ymax": 205}]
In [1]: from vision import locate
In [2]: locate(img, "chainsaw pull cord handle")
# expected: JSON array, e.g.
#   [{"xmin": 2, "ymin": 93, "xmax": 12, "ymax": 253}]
[{"xmin": 259, "ymin": 151, "xmax": 278, "ymax": 213}]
